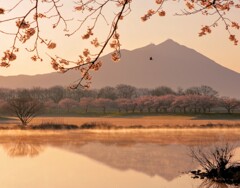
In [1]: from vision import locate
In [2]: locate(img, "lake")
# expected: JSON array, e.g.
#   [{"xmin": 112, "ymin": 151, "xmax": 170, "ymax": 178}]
[{"xmin": 0, "ymin": 129, "xmax": 240, "ymax": 188}]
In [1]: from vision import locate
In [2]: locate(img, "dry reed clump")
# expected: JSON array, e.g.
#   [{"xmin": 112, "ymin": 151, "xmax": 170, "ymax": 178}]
[
  {"xmin": 80, "ymin": 122, "xmax": 147, "ymax": 129},
  {"xmin": 199, "ymin": 123, "xmax": 240, "ymax": 129},
  {"xmin": 29, "ymin": 116, "xmax": 240, "ymax": 129},
  {"xmin": 31, "ymin": 122, "xmax": 79, "ymax": 130},
  {"xmin": 190, "ymin": 144, "xmax": 240, "ymax": 185},
  {"xmin": 80, "ymin": 122, "xmax": 117, "ymax": 129}
]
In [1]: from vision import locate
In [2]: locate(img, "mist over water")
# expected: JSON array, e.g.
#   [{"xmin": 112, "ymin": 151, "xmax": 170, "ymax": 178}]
[{"xmin": 0, "ymin": 130, "xmax": 239, "ymax": 188}]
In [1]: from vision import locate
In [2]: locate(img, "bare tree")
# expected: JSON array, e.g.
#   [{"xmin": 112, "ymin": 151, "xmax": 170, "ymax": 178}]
[
  {"xmin": 219, "ymin": 97, "xmax": 240, "ymax": 114},
  {"xmin": 116, "ymin": 84, "xmax": 137, "ymax": 99},
  {"xmin": 150, "ymin": 86, "xmax": 175, "ymax": 96},
  {"xmin": 29, "ymin": 87, "xmax": 49, "ymax": 101},
  {"xmin": 98, "ymin": 86, "xmax": 117, "ymax": 100},
  {"xmin": 6, "ymin": 97, "xmax": 43, "ymax": 127},
  {"xmin": 185, "ymin": 85, "xmax": 218, "ymax": 97},
  {"xmin": 47, "ymin": 86, "xmax": 65, "ymax": 103}
]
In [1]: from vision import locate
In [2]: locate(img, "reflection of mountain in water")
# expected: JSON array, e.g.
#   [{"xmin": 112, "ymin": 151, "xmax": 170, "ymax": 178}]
[
  {"xmin": 63, "ymin": 143, "xmax": 197, "ymax": 181},
  {"xmin": 0, "ymin": 132, "xmax": 239, "ymax": 182},
  {"xmin": 2, "ymin": 137, "xmax": 44, "ymax": 157}
]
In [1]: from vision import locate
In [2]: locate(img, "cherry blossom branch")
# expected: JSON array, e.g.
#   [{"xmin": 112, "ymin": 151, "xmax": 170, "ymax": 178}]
[
  {"xmin": 50, "ymin": 0, "xmax": 130, "ymax": 89},
  {"xmin": 0, "ymin": 0, "xmax": 239, "ymax": 88}
]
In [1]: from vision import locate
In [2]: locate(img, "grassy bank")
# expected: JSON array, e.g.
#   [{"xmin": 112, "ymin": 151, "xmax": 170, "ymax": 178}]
[
  {"xmin": 1, "ymin": 114, "xmax": 240, "ymax": 130},
  {"xmin": 39, "ymin": 112, "xmax": 240, "ymax": 119}
]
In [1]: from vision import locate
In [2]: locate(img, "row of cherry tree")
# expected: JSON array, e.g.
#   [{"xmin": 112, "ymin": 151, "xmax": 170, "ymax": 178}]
[
  {"xmin": 59, "ymin": 94, "xmax": 239, "ymax": 114},
  {"xmin": 0, "ymin": 84, "xmax": 239, "ymax": 114}
]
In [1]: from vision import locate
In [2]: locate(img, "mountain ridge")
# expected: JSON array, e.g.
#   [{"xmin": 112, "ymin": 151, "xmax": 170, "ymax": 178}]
[{"xmin": 0, "ymin": 39, "xmax": 239, "ymax": 98}]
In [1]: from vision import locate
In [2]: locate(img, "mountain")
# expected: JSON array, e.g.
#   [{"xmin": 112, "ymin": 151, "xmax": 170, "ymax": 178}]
[
  {"xmin": 0, "ymin": 39, "xmax": 239, "ymax": 98},
  {"xmin": 0, "ymin": 71, "xmax": 80, "ymax": 89}
]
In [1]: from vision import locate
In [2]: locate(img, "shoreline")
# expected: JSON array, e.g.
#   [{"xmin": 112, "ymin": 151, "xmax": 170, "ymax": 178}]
[
  {"xmin": 0, "ymin": 128, "xmax": 239, "ymax": 146},
  {"xmin": 2, "ymin": 115, "xmax": 240, "ymax": 130}
]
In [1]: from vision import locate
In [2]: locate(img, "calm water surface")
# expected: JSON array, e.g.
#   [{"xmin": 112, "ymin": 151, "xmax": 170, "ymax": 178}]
[{"xmin": 0, "ymin": 130, "xmax": 240, "ymax": 188}]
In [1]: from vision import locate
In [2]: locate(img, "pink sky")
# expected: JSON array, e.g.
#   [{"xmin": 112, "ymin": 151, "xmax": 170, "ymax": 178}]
[{"xmin": 0, "ymin": 0, "xmax": 239, "ymax": 76}]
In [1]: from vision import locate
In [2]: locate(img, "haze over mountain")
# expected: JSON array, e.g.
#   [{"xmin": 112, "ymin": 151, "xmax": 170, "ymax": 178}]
[{"xmin": 0, "ymin": 39, "xmax": 239, "ymax": 98}]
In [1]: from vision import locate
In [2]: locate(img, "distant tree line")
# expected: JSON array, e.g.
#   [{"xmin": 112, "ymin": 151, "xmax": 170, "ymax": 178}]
[{"xmin": 0, "ymin": 85, "xmax": 240, "ymax": 116}]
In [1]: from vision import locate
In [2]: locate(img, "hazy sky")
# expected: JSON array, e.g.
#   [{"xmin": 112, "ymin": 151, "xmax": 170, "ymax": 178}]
[{"xmin": 0, "ymin": 0, "xmax": 239, "ymax": 76}]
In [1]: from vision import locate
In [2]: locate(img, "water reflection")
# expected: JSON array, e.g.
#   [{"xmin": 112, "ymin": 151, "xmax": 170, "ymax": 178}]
[
  {"xmin": 2, "ymin": 136, "xmax": 44, "ymax": 157},
  {"xmin": 199, "ymin": 179, "xmax": 238, "ymax": 188},
  {"xmin": 63, "ymin": 142, "xmax": 197, "ymax": 181},
  {"xmin": 0, "ymin": 130, "xmax": 239, "ymax": 188}
]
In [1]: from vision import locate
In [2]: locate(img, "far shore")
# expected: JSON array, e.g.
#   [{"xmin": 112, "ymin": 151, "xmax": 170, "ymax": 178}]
[
  {"xmin": 1, "ymin": 115, "xmax": 240, "ymax": 130},
  {"xmin": 1, "ymin": 115, "xmax": 240, "ymax": 145}
]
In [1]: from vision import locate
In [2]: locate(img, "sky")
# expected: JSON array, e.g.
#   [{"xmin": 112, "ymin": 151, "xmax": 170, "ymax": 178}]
[{"xmin": 0, "ymin": 0, "xmax": 239, "ymax": 76}]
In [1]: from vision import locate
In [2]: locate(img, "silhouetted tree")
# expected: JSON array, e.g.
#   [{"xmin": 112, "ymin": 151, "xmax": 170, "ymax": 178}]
[
  {"xmin": 98, "ymin": 86, "xmax": 117, "ymax": 100},
  {"xmin": 6, "ymin": 97, "xmax": 43, "ymax": 127},
  {"xmin": 0, "ymin": 88, "xmax": 13, "ymax": 100},
  {"xmin": 116, "ymin": 84, "xmax": 137, "ymax": 99},
  {"xmin": 29, "ymin": 87, "xmax": 49, "ymax": 101},
  {"xmin": 48, "ymin": 86, "xmax": 65, "ymax": 103},
  {"xmin": 151, "ymin": 86, "xmax": 175, "ymax": 96},
  {"xmin": 185, "ymin": 85, "xmax": 218, "ymax": 97},
  {"xmin": 198, "ymin": 95, "xmax": 217, "ymax": 113},
  {"xmin": 135, "ymin": 88, "xmax": 151, "ymax": 97},
  {"xmin": 219, "ymin": 97, "xmax": 240, "ymax": 114}
]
